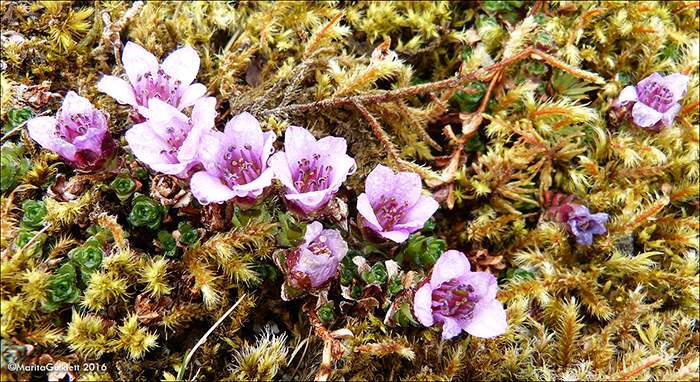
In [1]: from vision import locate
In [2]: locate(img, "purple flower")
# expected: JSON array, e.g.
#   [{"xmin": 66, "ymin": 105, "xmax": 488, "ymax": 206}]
[
  {"xmin": 27, "ymin": 91, "xmax": 116, "ymax": 172},
  {"xmin": 613, "ymin": 72, "xmax": 690, "ymax": 133},
  {"xmin": 282, "ymin": 221, "xmax": 348, "ymax": 293},
  {"xmin": 190, "ymin": 112, "xmax": 276, "ymax": 208},
  {"xmin": 414, "ymin": 250, "xmax": 507, "ymax": 340},
  {"xmin": 268, "ymin": 125, "xmax": 356, "ymax": 218},
  {"xmin": 559, "ymin": 204, "xmax": 609, "ymax": 247},
  {"xmin": 124, "ymin": 97, "xmax": 216, "ymax": 179},
  {"xmin": 357, "ymin": 164, "xmax": 439, "ymax": 243},
  {"xmin": 97, "ymin": 41, "xmax": 206, "ymax": 121}
]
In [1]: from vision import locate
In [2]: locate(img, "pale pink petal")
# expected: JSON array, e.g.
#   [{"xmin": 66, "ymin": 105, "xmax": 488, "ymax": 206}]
[
  {"xmin": 284, "ymin": 189, "xmax": 332, "ymax": 214},
  {"xmin": 356, "ymin": 193, "xmax": 383, "ymax": 232},
  {"xmin": 190, "ymin": 171, "xmax": 238, "ymax": 205},
  {"xmin": 413, "ymin": 284, "xmax": 435, "ymax": 327},
  {"xmin": 230, "ymin": 167, "xmax": 275, "ymax": 197},
  {"xmin": 223, "ymin": 111, "xmax": 264, "ymax": 154},
  {"xmin": 122, "ymin": 41, "xmax": 159, "ymax": 86},
  {"xmin": 459, "ymin": 272, "xmax": 499, "ymax": 301},
  {"xmin": 260, "ymin": 130, "xmax": 277, "ymax": 164},
  {"xmin": 27, "ymin": 116, "xmax": 76, "ymax": 160},
  {"xmin": 658, "ymin": 73, "xmax": 690, "ymax": 103},
  {"xmin": 436, "ymin": 315, "xmax": 463, "ymax": 340},
  {"xmin": 269, "ymin": 152, "xmax": 295, "ymax": 190},
  {"xmin": 460, "ymin": 299, "xmax": 508, "ymax": 338},
  {"xmin": 61, "ymin": 91, "xmax": 94, "ymax": 116},
  {"xmin": 177, "ymin": 83, "xmax": 207, "ymax": 110},
  {"xmin": 395, "ymin": 195, "xmax": 439, "ymax": 231},
  {"xmin": 284, "ymin": 125, "xmax": 319, "ymax": 174},
  {"xmin": 304, "ymin": 221, "xmax": 324, "ymax": 243},
  {"xmin": 96, "ymin": 76, "xmax": 138, "ymax": 107},
  {"xmin": 613, "ymin": 85, "xmax": 638, "ymax": 107},
  {"xmin": 661, "ymin": 103, "xmax": 681, "ymax": 128},
  {"xmin": 377, "ymin": 229, "xmax": 410, "ymax": 243},
  {"xmin": 430, "ymin": 250, "xmax": 471, "ymax": 287},
  {"xmin": 631, "ymin": 102, "xmax": 663, "ymax": 127},
  {"xmin": 364, "ymin": 164, "xmax": 398, "ymax": 203},
  {"xmin": 635, "ymin": 72, "xmax": 662, "ymax": 93},
  {"xmin": 161, "ymin": 46, "xmax": 200, "ymax": 87}
]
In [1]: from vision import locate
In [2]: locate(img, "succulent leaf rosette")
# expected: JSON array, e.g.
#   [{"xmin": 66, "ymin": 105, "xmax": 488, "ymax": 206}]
[
  {"xmin": 357, "ymin": 164, "xmax": 439, "ymax": 243},
  {"xmin": 27, "ymin": 91, "xmax": 117, "ymax": 172},
  {"xmin": 414, "ymin": 250, "xmax": 508, "ymax": 340},
  {"xmin": 124, "ymin": 97, "xmax": 216, "ymax": 179},
  {"xmin": 190, "ymin": 112, "xmax": 276, "ymax": 209},
  {"xmin": 276, "ymin": 221, "xmax": 348, "ymax": 300},
  {"xmin": 97, "ymin": 41, "xmax": 206, "ymax": 121},
  {"xmin": 613, "ymin": 72, "xmax": 690, "ymax": 133},
  {"xmin": 269, "ymin": 125, "xmax": 356, "ymax": 218}
]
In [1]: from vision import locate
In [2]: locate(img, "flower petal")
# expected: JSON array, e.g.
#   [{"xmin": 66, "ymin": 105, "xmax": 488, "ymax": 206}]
[
  {"xmin": 284, "ymin": 189, "xmax": 332, "ymax": 214},
  {"xmin": 658, "ymin": 73, "xmax": 690, "ymax": 103},
  {"xmin": 304, "ymin": 221, "xmax": 324, "ymax": 243},
  {"xmin": 395, "ymin": 194, "xmax": 439, "ymax": 232},
  {"xmin": 364, "ymin": 164, "xmax": 398, "ymax": 204},
  {"xmin": 377, "ymin": 229, "xmax": 410, "ymax": 243},
  {"xmin": 283, "ymin": 125, "xmax": 319, "ymax": 175},
  {"xmin": 460, "ymin": 299, "xmax": 508, "ymax": 338},
  {"xmin": 190, "ymin": 171, "xmax": 238, "ymax": 205},
  {"xmin": 269, "ymin": 151, "xmax": 295, "ymax": 190},
  {"xmin": 394, "ymin": 171, "xmax": 423, "ymax": 206},
  {"xmin": 437, "ymin": 315, "xmax": 463, "ymax": 340},
  {"xmin": 177, "ymin": 83, "xmax": 207, "ymax": 110},
  {"xmin": 613, "ymin": 85, "xmax": 638, "ymax": 107},
  {"xmin": 430, "ymin": 250, "xmax": 471, "ymax": 287},
  {"xmin": 223, "ymin": 112, "xmax": 264, "ymax": 155},
  {"xmin": 125, "ymin": 122, "xmax": 192, "ymax": 177},
  {"xmin": 27, "ymin": 116, "xmax": 77, "ymax": 160},
  {"xmin": 661, "ymin": 103, "xmax": 681, "ymax": 128},
  {"xmin": 61, "ymin": 91, "xmax": 94, "ymax": 116},
  {"xmin": 413, "ymin": 283, "xmax": 435, "ymax": 327},
  {"xmin": 459, "ymin": 271, "xmax": 499, "ymax": 301},
  {"xmin": 315, "ymin": 136, "xmax": 356, "ymax": 188},
  {"xmin": 122, "ymin": 41, "xmax": 159, "ymax": 86},
  {"xmin": 631, "ymin": 102, "xmax": 664, "ymax": 128},
  {"xmin": 179, "ymin": 97, "xmax": 216, "ymax": 161},
  {"xmin": 356, "ymin": 193, "xmax": 383, "ymax": 231},
  {"xmin": 161, "ymin": 46, "xmax": 201, "ymax": 87},
  {"xmin": 96, "ymin": 76, "xmax": 138, "ymax": 107}
]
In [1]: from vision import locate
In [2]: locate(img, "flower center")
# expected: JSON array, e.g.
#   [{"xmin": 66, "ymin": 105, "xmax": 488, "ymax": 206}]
[
  {"xmin": 219, "ymin": 143, "xmax": 262, "ymax": 187},
  {"xmin": 55, "ymin": 112, "xmax": 92, "ymax": 143},
  {"xmin": 158, "ymin": 119, "xmax": 192, "ymax": 162},
  {"xmin": 293, "ymin": 153, "xmax": 332, "ymax": 193},
  {"xmin": 638, "ymin": 81, "xmax": 674, "ymax": 113},
  {"xmin": 308, "ymin": 235, "xmax": 332, "ymax": 258},
  {"xmin": 371, "ymin": 195, "xmax": 409, "ymax": 231},
  {"xmin": 431, "ymin": 280, "xmax": 479, "ymax": 320},
  {"xmin": 134, "ymin": 68, "xmax": 182, "ymax": 109}
]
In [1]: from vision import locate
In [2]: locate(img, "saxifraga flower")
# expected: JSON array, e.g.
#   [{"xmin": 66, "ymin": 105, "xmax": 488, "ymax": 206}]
[
  {"xmin": 613, "ymin": 72, "xmax": 690, "ymax": 133},
  {"xmin": 27, "ymin": 91, "xmax": 117, "ymax": 172},
  {"xmin": 268, "ymin": 125, "xmax": 356, "ymax": 218},
  {"xmin": 190, "ymin": 112, "xmax": 276, "ymax": 209},
  {"xmin": 276, "ymin": 221, "xmax": 348, "ymax": 300},
  {"xmin": 558, "ymin": 203, "xmax": 609, "ymax": 247},
  {"xmin": 414, "ymin": 250, "xmax": 507, "ymax": 340},
  {"xmin": 124, "ymin": 97, "xmax": 216, "ymax": 179},
  {"xmin": 97, "ymin": 41, "xmax": 206, "ymax": 121},
  {"xmin": 357, "ymin": 164, "xmax": 439, "ymax": 243}
]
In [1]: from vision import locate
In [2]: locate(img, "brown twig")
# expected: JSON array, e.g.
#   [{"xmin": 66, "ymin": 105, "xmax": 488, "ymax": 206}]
[{"xmin": 352, "ymin": 99, "xmax": 404, "ymax": 171}]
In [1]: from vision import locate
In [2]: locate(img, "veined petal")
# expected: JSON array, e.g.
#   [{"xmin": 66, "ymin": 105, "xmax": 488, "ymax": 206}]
[
  {"xmin": 658, "ymin": 73, "xmax": 690, "ymax": 103},
  {"xmin": 357, "ymin": 193, "xmax": 383, "ymax": 231},
  {"xmin": 96, "ymin": 76, "xmax": 138, "ymax": 107},
  {"xmin": 460, "ymin": 299, "xmax": 507, "ymax": 338},
  {"xmin": 285, "ymin": 189, "xmax": 332, "ymax": 214},
  {"xmin": 161, "ymin": 46, "xmax": 201, "ymax": 87},
  {"xmin": 27, "ymin": 116, "xmax": 77, "ymax": 160},
  {"xmin": 284, "ymin": 125, "xmax": 319, "ymax": 174},
  {"xmin": 125, "ymin": 122, "xmax": 172, "ymax": 167},
  {"xmin": 613, "ymin": 85, "xmax": 638, "ymax": 107},
  {"xmin": 394, "ymin": 171, "xmax": 423, "ymax": 206},
  {"xmin": 377, "ymin": 229, "xmax": 410, "ymax": 243},
  {"xmin": 364, "ymin": 164, "xmax": 398, "ymax": 204},
  {"xmin": 631, "ymin": 102, "xmax": 664, "ymax": 127},
  {"xmin": 122, "ymin": 41, "xmax": 159, "ymax": 86},
  {"xmin": 430, "ymin": 250, "xmax": 471, "ymax": 287},
  {"xmin": 398, "ymin": 194, "xmax": 439, "ymax": 228},
  {"xmin": 223, "ymin": 111, "xmax": 264, "ymax": 154},
  {"xmin": 636, "ymin": 72, "xmax": 663, "ymax": 94},
  {"xmin": 177, "ymin": 83, "xmax": 207, "ymax": 110},
  {"xmin": 661, "ymin": 103, "xmax": 681, "ymax": 128},
  {"xmin": 190, "ymin": 171, "xmax": 238, "ymax": 205},
  {"xmin": 436, "ymin": 315, "xmax": 463, "ymax": 340},
  {"xmin": 413, "ymin": 284, "xmax": 435, "ymax": 327},
  {"xmin": 269, "ymin": 151, "xmax": 295, "ymax": 191},
  {"xmin": 229, "ymin": 167, "xmax": 275, "ymax": 197},
  {"xmin": 61, "ymin": 91, "xmax": 94, "ymax": 116},
  {"xmin": 460, "ymin": 272, "xmax": 499, "ymax": 301}
]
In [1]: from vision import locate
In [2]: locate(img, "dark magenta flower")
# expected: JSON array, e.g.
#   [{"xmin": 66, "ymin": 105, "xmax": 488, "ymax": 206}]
[
  {"xmin": 275, "ymin": 221, "xmax": 348, "ymax": 300},
  {"xmin": 558, "ymin": 204, "xmax": 609, "ymax": 247},
  {"xmin": 97, "ymin": 41, "xmax": 206, "ymax": 121},
  {"xmin": 190, "ymin": 112, "xmax": 276, "ymax": 208},
  {"xmin": 124, "ymin": 97, "xmax": 216, "ymax": 179},
  {"xmin": 613, "ymin": 72, "xmax": 690, "ymax": 133},
  {"xmin": 414, "ymin": 250, "xmax": 507, "ymax": 340},
  {"xmin": 357, "ymin": 164, "xmax": 439, "ymax": 243},
  {"xmin": 268, "ymin": 125, "xmax": 356, "ymax": 218},
  {"xmin": 27, "ymin": 91, "xmax": 116, "ymax": 172}
]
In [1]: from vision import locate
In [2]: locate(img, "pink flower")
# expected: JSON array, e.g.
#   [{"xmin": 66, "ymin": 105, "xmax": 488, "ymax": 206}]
[
  {"xmin": 613, "ymin": 72, "xmax": 690, "ymax": 133},
  {"xmin": 557, "ymin": 204, "xmax": 609, "ymax": 247},
  {"xmin": 190, "ymin": 112, "xmax": 276, "ymax": 208},
  {"xmin": 27, "ymin": 91, "xmax": 116, "ymax": 171},
  {"xmin": 414, "ymin": 250, "xmax": 507, "ymax": 340},
  {"xmin": 357, "ymin": 164, "xmax": 439, "ymax": 243},
  {"xmin": 124, "ymin": 97, "xmax": 216, "ymax": 179},
  {"xmin": 284, "ymin": 221, "xmax": 348, "ymax": 290},
  {"xmin": 97, "ymin": 41, "xmax": 206, "ymax": 121},
  {"xmin": 268, "ymin": 126, "xmax": 356, "ymax": 218}
]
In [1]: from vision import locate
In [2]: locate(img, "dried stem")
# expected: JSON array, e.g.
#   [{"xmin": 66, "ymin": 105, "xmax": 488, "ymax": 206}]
[{"xmin": 352, "ymin": 99, "xmax": 404, "ymax": 170}]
